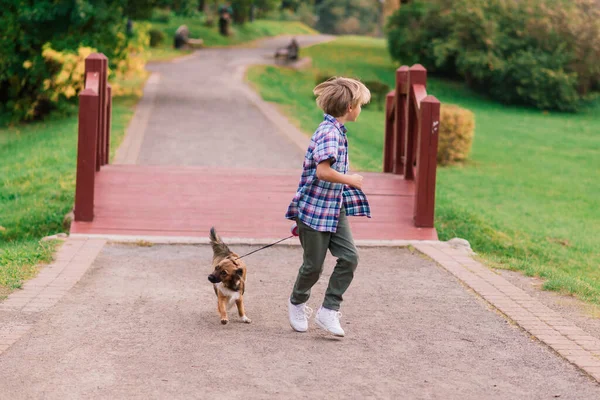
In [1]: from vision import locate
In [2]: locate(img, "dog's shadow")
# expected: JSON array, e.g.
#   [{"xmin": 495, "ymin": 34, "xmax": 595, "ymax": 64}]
[{"xmin": 195, "ymin": 309, "xmax": 253, "ymax": 329}]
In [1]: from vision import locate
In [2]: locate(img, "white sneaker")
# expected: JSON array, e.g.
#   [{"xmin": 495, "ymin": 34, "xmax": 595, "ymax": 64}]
[
  {"xmin": 288, "ymin": 299, "xmax": 313, "ymax": 332},
  {"xmin": 315, "ymin": 307, "xmax": 345, "ymax": 337}
]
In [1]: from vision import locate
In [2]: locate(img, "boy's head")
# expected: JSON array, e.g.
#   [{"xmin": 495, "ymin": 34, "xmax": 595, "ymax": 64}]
[{"xmin": 313, "ymin": 77, "xmax": 371, "ymax": 122}]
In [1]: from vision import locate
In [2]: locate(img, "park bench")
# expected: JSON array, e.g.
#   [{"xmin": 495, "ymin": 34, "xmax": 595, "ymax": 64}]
[
  {"xmin": 274, "ymin": 39, "xmax": 299, "ymax": 62},
  {"xmin": 174, "ymin": 25, "xmax": 204, "ymax": 50}
]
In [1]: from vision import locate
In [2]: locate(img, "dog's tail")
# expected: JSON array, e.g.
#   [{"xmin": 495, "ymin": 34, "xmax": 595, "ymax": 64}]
[{"xmin": 209, "ymin": 227, "xmax": 232, "ymax": 259}]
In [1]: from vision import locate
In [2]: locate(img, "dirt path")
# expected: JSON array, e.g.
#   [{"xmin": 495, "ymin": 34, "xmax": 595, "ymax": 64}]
[
  {"xmin": 1, "ymin": 244, "xmax": 598, "ymax": 399},
  {"xmin": 133, "ymin": 35, "xmax": 332, "ymax": 167}
]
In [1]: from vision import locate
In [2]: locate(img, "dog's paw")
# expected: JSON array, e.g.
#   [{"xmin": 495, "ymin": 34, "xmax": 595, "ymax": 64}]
[
  {"xmin": 241, "ymin": 316, "xmax": 252, "ymax": 324},
  {"xmin": 221, "ymin": 319, "xmax": 229, "ymax": 325}
]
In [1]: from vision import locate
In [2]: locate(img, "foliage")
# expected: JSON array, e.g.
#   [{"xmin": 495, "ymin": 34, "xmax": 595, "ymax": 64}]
[
  {"xmin": 362, "ymin": 80, "xmax": 389, "ymax": 111},
  {"xmin": 38, "ymin": 45, "xmax": 96, "ymax": 116},
  {"xmin": 296, "ymin": 3, "xmax": 318, "ymax": 27},
  {"xmin": 124, "ymin": 0, "xmax": 159, "ymax": 20},
  {"xmin": 151, "ymin": 8, "xmax": 173, "ymax": 23},
  {"xmin": 111, "ymin": 23, "xmax": 150, "ymax": 97},
  {"xmin": 316, "ymin": 0, "xmax": 381, "ymax": 35},
  {"xmin": 156, "ymin": 0, "xmax": 201, "ymax": 16},
  {"xmin": 386, "ymin": 0, "xmax": 600, "ymax": 111},
  {"xmin": 0, "ymin": 0, "xmax": 142, "ymax": 122},
  {"xmin": 437, "ymin": 104, "xmax": 475, "ymax": 165},
  {"xmin": 149, "ymin": 28, "xmax": 166, "ymax": 47}
]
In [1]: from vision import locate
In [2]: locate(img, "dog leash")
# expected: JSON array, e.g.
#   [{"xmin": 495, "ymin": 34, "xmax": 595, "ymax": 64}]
[{"xmin": 235, "ymin": 223, "xmax": 299, "ymax": 260}]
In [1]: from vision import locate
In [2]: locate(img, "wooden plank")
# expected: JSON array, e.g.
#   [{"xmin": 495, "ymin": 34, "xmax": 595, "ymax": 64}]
[{"xmin": 73, "ymin": 165, "xmax": 437, "ymax": 240}]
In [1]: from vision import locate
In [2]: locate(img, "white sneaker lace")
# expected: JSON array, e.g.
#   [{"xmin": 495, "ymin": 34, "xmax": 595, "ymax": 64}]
[
  {"xmin": 320, "ymin": 309, "xmax": 342, "ymax": 324},
  {"xmin": 304, "ymin": 306, "xmax": 314, "ymax": 319},
  {"xmin": 292, "ymin": 304, "xmax": 313, "ymax": 321}
]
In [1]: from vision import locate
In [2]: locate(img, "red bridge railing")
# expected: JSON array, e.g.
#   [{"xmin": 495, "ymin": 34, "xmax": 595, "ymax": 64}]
[
  {"xmin": 383, "ymin": 64, "xmax": 440, "ymax": 228},
  {"xmin": 74, "ymin": 53, "xmax": 112, "ymax": 222}
]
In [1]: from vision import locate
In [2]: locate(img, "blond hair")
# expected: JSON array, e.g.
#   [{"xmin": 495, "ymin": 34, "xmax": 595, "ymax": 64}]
[{"xmin": 313, "ymin": 77, "xmax": 371, "ymax": 117}]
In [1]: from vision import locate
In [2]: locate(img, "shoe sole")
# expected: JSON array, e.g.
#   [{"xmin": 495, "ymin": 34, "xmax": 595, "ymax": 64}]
[
  {"xmin": 315, "ymin": 318, "xmax": 345, "ymax": 337},
  {"xmin": 290, "ymin": 323, "xmax": 307, "ymax": 333}
]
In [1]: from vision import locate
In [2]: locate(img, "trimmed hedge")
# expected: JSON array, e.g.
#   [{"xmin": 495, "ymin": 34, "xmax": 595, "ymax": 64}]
[{"xmin": 438, "ymin": 104, "xmax": 475, "ymax": 166}]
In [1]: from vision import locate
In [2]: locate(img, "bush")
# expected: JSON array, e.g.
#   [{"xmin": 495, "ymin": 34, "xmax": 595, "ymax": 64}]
[
  {"xmin": 316, "ymin": 0, "xmax": 380, "ymax": 35},
  {"xmin": 386, "ymin": 0, "xmax": 453, "ymax": 75},
  {"xmin": 265, "ymin": 9, "xmax": 299, "ymax": 21},
  {"xmin": 37, "ymin": 45, "xmax": 96, "ymax": 117},
  {"xmin": 437, "ymin": 104, "xmax": 475, "ymax": 166},
  {"xmin": 151, "ymin": 8, "xmax": 172, "ymax": 23},
  {"xmin": 386, "ymin": 0, "xmax": 600, "ymax": 111},
  {"xmin": 111, "ymin": 23, "xmax": 150, "ymax": 97},
  {"xmin": 0, "ymin": 1, "xmax": 132, "ymax": 122},
  {"xmin": 297, "ymin": 3, "xmax": 318, "ymax": 27},
  {"xmin": 363, "ymin": 80, "xmax": 389, "ymax": 111},
  {"xmin": 149, "ymin": 29, "xmax": 166, "ymax": 47},
  {"xmin": 315, "ymin": 72, "xmax": 334, "ymax": 86}
]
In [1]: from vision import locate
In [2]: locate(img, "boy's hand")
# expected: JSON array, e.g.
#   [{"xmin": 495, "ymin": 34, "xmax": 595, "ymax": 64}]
[{"xmin": 349, "ymin": 174, "xmax": 363, "ymax": 190}]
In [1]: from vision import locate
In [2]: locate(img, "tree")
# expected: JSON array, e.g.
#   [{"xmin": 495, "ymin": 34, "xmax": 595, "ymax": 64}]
[
  {"xmin": 230, "ymin": 0, "xmax": 279, "ymax": 24},
  {"xmin": 316, "ymin": 0, "xmax": 381, "ymax": 35},
  {"xmin": 123, "ymin": 0, "xmax": 159, "ymax": 20},
  {"xmin": 0, "ymin": 0, "xmax": 132, "ymax": 121}
]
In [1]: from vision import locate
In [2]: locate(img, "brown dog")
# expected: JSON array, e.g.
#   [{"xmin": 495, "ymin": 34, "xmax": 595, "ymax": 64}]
[{"xmin": 207, "ymin": 227, "xmax": 251, "ymax": 325}]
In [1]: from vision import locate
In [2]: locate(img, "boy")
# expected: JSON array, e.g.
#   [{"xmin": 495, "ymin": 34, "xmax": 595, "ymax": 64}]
[{"xmin": 285, "ymin": 77, "xmax": 371, "ymax": 337}]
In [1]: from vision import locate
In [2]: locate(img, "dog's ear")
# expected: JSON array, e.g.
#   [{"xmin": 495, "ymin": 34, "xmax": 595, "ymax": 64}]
[
  {"xmin": 235, "ymin": 268, "xmax": 244, "ymax": 277},
  {"xmin": 230, "ymin": 258, "xmax": 239, "ymax": 266}
]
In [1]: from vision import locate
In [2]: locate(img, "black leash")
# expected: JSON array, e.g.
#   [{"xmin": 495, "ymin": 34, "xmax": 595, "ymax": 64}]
[{"xmin": 235, "ymin": 235, "xmax": 295, "ymax": 260}]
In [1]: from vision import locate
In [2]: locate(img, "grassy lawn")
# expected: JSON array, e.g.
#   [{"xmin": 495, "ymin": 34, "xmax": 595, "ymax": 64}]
[
  {"xmin": 0, "ymin": 94, "xmax": 139, "ymax": 298},
  {"xmin": 246, "ymin": 37, "xmax": 600, "ymax": 304},
  {"xmin": 146, "ymin": 18, "xmax": 317, "ymax": 62}
]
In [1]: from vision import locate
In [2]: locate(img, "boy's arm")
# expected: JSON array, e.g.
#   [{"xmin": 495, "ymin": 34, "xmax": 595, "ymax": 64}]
[{"xmin": 316, "ymin": 160, "xmax": 363, "ymax": 190}]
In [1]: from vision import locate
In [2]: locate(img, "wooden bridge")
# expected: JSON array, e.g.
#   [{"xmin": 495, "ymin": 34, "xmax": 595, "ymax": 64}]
[{"xmin": 70, "ymin": 54, "xmax": 440, "ymax": 242}]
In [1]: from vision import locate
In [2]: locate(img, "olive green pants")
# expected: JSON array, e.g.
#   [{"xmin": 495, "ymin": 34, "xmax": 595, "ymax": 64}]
[{"xmin": 290, "ymin": 209, "xmax": 359, "ymax": 311}]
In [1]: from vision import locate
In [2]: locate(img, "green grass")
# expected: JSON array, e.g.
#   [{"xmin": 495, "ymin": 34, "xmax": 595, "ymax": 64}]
[
  {"xmin": 147, "ymin": 17, "xmax": 317, "ymax": 62},
  {"xmin": 0, "ymin": 93, "xmax": 139, "ymax": 297},
  {"xmin": 246, "ymin": 37, "xmax": 600, "ymax": 304}
]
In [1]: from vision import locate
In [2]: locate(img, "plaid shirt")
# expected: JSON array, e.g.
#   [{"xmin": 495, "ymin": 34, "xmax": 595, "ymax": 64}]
[{"xmin": 285, "ymin": 114, "xmax": 371, "ymax": 232}]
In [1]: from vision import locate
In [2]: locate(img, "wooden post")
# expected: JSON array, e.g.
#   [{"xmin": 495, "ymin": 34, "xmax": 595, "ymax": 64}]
[
  {"xmin": 84, "ymin": 53, "xmax": 108, "ymax": 171},
  {"xmin": 405, "ymin": 64, "xmax": 427, "ymax": 180},
  {"xmin": 414, "ymin": 96, "xmax": 440, "ymax": 228},
  {"xmin": 105, "ymin": 84, "xmax": 112, "ymax": 165},
  {"xmin": 74, "ymin": 88, "xmax": 99, "ymax": 222},
  {"xmin": 383, "ymin": 91, "xmax": 395, "ymax": 173},
  {"xmin": 393, "ymin": 66, "xmax": 409, "ymax": 175}
]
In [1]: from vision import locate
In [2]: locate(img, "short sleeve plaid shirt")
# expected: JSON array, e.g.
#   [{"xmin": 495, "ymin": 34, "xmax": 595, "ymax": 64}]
[{"xmin": 285, "ymin": 114, "xmax": 371, "ymax": 232}]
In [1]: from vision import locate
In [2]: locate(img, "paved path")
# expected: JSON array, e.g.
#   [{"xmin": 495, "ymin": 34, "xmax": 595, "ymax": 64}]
[
  {"xmin": 134, "ymin": 35, "xmax": 331, "ymax": 167},
  {"xmin": 1, "ymin": 243, "xmax": 599, "ymax": 399}
]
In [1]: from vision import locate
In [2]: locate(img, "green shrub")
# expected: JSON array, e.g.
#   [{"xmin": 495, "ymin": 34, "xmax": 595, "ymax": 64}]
[
  {"xmin": 151, "ymin": 8, "xmax": 172, "ymax": 23},
  {"xmin": 297, "ymin": 3, "xmax": 318, "ymax": 28},
  {"xmin": 437, "ymin": 104, "xmax": 475, "ymax": 166},
  {"xmin": 363, "ymin": 80, "xmax": 389, "ymax": 111},
  {"xmin": 316, "ymin": 0, "xmax": 380, "ymax": 35},
  {"xmin": 386, "ymin": 0, "xmax": 600, "ymax": 111},
  {"xmin": 0, "ymin": 1, "xmax": 131, "ymax": 122},
  {"xmin": 265, "ymin": 9, "xmax": 299, "ymax": 21},
  {"xmin": 149, "ymin": 29, "xmax": 166, "ymax": 47},
  {"xmin": 386, "ymin": 0, "xmax": 441, "ymax": 72},
  {"xmin": 315, "ymin": 72, "xmax": 334, "ymax": 86}
]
